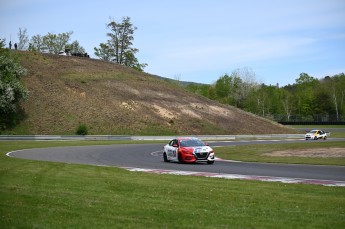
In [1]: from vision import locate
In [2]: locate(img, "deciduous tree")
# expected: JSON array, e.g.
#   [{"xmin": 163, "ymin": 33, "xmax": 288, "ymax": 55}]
[
  {"xmin": 17, "ymin": 28, "xmax": 29, "ymax": 50},
  {"xmin": 42, "ymin": 31, "xmax": 73, "ymax": 54},
  {"xmin": 0, "ymin": 42, "xmax": 28, "ymax": 130},
  {"xmin": 95, "ymin": 17, "xmax": 147, "ymax": 71}
]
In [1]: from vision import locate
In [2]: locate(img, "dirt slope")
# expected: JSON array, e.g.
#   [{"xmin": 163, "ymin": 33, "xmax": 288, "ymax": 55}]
[{"xmin": 12, "ymin": 51, "xmax": 294, "ymax": 135}]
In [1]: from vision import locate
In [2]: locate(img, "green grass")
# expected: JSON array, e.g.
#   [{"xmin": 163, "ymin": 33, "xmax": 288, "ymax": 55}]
[
  {"xmin": 329, "ymin": 132, "xmax": 345, "ymax": 138},
  {"xmin": 216, "ymin": 141, "xmax": 345, "ymax": 166},
  {"xmin": 1, "ymin": 141, "xmax": 345, "ymax": 228}
]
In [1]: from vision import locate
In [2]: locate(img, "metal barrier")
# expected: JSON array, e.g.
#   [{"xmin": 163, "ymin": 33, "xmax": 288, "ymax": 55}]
[{"xmin": 0, "ymin": 134, "xmax": 305, "ymax": 141}]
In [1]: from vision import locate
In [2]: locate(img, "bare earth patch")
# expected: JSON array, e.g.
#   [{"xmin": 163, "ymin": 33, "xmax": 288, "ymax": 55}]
[{"xmin": 265, "ymin": 148, "xmax": 345, "ymax": 158}]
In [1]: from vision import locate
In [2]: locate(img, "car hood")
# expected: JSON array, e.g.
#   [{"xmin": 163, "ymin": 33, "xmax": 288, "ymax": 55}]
[{"xmin": 181, "ymin": 146, "xmax": 213, "ymax": 152}]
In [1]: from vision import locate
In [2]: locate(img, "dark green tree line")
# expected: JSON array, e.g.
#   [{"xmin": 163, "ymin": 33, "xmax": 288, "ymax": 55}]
[{"xmin": 187, "ymin": 71, "xmax": 345, "ymax": 122}]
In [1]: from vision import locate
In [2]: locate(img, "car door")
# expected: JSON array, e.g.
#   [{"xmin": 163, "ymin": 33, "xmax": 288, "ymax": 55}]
[
  {"xmin": 316, "ymin": 130, "xmax": 320, "ymax": 138},
  {"xmin": 166, "ymin": 139, "xmax": 178, "ymax": 159}
]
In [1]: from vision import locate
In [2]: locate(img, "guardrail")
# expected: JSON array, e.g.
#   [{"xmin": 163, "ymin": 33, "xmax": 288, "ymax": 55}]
[{"xmin": 0, "ymin": 134, "xmax": 305, "ymax": 141}]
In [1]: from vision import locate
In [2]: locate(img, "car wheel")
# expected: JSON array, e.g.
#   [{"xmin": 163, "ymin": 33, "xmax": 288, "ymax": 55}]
[
  {"xmin": 163, "ymin": 152, "xmax": 170, "ymax": 162},
  {"xmin": 207, "ymin": 160, "xmax": 214, "ymax": 164},
  {"xmin": 324, "ymin": 136, "xmax": 327, "ymax": 140},
  {"xmin": 178, "ymin": 153, "xmax": 184, "ymax": 163},
  {"xmin": 314, "ymin": 136, "xmax": 318, "ymax": 140}
]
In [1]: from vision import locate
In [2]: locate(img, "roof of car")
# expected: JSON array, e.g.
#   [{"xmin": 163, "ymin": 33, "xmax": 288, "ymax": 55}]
[{"xmin": 176, "ymin": 137, "xmax": 199, "ymax": 140}]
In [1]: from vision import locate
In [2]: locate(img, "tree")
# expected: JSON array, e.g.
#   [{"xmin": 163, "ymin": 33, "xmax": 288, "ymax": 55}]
[
  {"xmin": 0, "ymin": 44, "xmax": 28, "ymax": 130},
  {"xmin": 17, "ymin": 27, "xmax": 29, "ymax": 50},
  {"xmin": 42, "ymin": 31, "xmax": 73, "ymax": 54},
  {"xmin": 281, "ymin": 89, "xmax": 293, "ymax": 121},
  {"xmin": 94, "ymin": 43, "xmax": 113, "ymax": 61},
  {"xmin": 95, "ymin": 17, "xmax": 147, "ymax": 71},
  {"xmin": 294, "ymin": 73, "xmax": 318, "ymax": 117},
  {"xmin": 231, "ymin": 67, "xmax": 259, "ymax": 108},
  {"xmin": 29, "ymin": 34, "xmax": 44, "ymax": 52},
  {"xmin": 107, "ymin": 17, "xmax": 136, "ymax": 64},
  {"xmin": 214, "ymin": 73, "xmax": 241, "ymax": 105},
  {"xmin": 325, "ymin": 73, "xmax": 345, "ymax": 121},
  {"xmin": 68, "ymin": 40, "xmax": 85, "ymax": 54},
  {"xmin": 0, "ymin": 39, "xmax": 5, "ymax": 49},
  {"xmin": 122, "ymin": 49, "xmax": 147, "ymax": 71}
]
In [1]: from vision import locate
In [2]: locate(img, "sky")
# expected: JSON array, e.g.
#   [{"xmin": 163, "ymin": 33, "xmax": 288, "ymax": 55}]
[{"xmin": 1, "ymin": 0, "xmax": 345, "ymax": 86}]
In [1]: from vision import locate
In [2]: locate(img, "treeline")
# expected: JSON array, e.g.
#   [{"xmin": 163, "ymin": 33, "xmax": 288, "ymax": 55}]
[
  {"xmin": 16, "ymin": 29, "xmax": 86, "ymax": 55},
  {"xmin": 6, "ymin": 17, "xmax": 146, "ymax": 71},
  {"xmin": 186, "ymin": 68, "xmax": 345, "ymax": 122}
]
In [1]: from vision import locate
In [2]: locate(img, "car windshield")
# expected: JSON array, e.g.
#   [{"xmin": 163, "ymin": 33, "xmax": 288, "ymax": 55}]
[
  {"xmin": 179, "ymin": 139, "xmax": 205, "ymax": 147},
  {"xmin": 309, "ymin": 130, "xmax": 318, "ymax": 134}
]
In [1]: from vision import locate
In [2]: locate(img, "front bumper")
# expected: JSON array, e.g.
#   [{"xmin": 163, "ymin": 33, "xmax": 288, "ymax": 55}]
[{"xmin": 181, "ymin": 152, "xmax": 215, "ymax": 163}]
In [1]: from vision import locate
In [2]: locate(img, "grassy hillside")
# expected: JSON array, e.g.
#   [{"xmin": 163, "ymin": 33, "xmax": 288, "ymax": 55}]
[{"xmin": 7, "ymin": 51, "xmax": 295, "ymax": 135}]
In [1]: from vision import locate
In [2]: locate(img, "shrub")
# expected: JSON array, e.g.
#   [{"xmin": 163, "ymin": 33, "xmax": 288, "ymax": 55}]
[{"xmin": 76, "ymin": 124, "xmax": 88, "ymax": 135}]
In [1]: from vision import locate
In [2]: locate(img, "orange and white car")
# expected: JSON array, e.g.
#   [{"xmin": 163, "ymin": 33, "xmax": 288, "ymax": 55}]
[
  {"xmin": 305, "ymin": 130, "xmax": 327, "ymax": 140},
  {"xmin": 163, "ymin": 137, "xmax": 215, "ymax": 164}
]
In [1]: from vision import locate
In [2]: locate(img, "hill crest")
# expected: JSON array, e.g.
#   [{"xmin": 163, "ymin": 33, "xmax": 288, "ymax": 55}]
[{"xmin": 10, "ymin": 51, "xmax": 293, "ymax": 135}]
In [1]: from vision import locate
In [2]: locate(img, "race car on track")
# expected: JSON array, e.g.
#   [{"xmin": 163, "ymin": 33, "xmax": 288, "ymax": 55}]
[
  {"xmin": 305, "ymin": 129, "xmax": 327, "ymax": 140},
  {"xmin": 163, "ymin": 137, "xmax": 215, "ymax": 164}
]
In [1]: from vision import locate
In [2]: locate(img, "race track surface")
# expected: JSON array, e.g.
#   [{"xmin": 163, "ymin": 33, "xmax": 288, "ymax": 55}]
[{"xmin": 7, "ymin": 139, "xmax": 345, "ymax": 185}]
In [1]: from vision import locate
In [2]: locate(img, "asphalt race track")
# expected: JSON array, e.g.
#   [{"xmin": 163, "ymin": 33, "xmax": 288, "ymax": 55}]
[{"xmin": 7, "ymin": 139, "xmax": 345, "ymax": 186}]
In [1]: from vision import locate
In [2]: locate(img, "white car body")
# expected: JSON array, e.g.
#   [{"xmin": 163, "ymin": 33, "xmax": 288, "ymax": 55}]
[{"xmin": 305, "ymin": 130, "xmax": 327, "ymax": 140}]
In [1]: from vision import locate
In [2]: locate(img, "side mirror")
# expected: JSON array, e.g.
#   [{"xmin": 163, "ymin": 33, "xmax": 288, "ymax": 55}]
[{"xmin": 172, "ymin": 144, "xmax": 178, "ymax": 147}]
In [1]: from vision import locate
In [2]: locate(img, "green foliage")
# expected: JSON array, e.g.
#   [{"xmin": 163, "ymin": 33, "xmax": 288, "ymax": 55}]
[
  {"xmin": 95, "ymin": 17, "xmax": 147, "ymax": 71},
  {"xmin": 0, "ymin": 38, "xmax": 6, "ymax": 49},
  {"xmin": 68, "ymin": 40, "xmax": 85, "ymax": 54},
  {"xmin": 29, "ymin": 31, "xmax": 74, "ymax": 54},
  {"xmin": 29, "ymin": 34, "xmax": 43, "ymax": 52},
  {"xmin": 94, "ymin": 42, "xmax": 113, "ymax": 61},
  {"xmin": 0, "ymin": 47, "xmax": 28, "ymax": 130},
  {"xmin": 76, "ymin": 124, "xmax": 88, "ymax": 135},
  {"xmin": 17, "ymin": 27, "xmax": 29, "ymax": 50},
  {"xmin": 188, "ymin": 70, "xmax": 345, "ymax": 122}
]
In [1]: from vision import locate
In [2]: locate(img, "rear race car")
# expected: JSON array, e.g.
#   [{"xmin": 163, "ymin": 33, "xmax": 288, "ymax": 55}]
[
  {"xmin": 305, "ymin": 130, "xmax": 327, "ymax": 140},
  {"xmin": 163, "ymin": 137, "xmax": 215, "ymax": 164}
]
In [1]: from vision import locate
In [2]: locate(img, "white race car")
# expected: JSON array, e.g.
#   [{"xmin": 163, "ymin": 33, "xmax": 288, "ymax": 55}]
[
  {"xmin": 163, "ymin": 137, "xmax": 215, "ymax": 164},
  {"xmin": 305, "ymin": 130, "xmax": 327, "ymax": 140}
]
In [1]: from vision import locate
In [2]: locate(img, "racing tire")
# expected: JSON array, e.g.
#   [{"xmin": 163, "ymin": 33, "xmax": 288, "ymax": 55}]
[
  {"xmin": 207, "ymin": 160, "xmax": 214, "ymax": 165},
  {"xmin": 323, "ymin": 136, "xmax": 327, "ymax": 140},
  {"xmin": 178, "ymin": 153, "xmax": 184, "ymax": 163},
  {"xmin": 163, "ymin": 152, "xmax": 170, "ymax": 162},
  {"xmin": 314, "ymin": 136, "xmax": 318, "ymax": 140}
]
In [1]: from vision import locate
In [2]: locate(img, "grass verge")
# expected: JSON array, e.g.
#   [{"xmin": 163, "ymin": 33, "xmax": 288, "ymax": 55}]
[
  {"xmin": 216, "ymin": 141, "xmax": 345, "ymax": 166},
  {"xmin": 1, "ymin": 141, "xmax": 345, "ymax": 228}
]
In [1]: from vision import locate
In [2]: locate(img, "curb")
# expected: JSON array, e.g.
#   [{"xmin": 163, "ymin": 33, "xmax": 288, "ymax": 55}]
[{"xmin": 123, "ymin": 167, "xmax": 345, "ymax": 187}]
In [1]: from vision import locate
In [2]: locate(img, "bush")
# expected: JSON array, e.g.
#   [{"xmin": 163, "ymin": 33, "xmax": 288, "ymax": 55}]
[
  {"xmin": 0, "ymin": 45, "xmax": 28, "ymax": 131},
  {"xmin": 76, "ymin": 124, "xmax": 88, "ymax": 135}
]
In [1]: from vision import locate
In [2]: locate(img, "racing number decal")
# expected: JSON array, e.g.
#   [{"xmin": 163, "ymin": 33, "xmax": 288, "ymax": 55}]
[
  {"xmin": 168, "ymin": 148, "xmax": 177, "ymax": 157},
  {"xmin": 171, "ymin": 149, "xmax": 177, "ymax": 157}
]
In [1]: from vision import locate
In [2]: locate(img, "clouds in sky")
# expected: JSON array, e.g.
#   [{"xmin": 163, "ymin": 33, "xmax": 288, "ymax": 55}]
[{"xmin": 1, "ymin": 0, "xmax": 344, "ymax": 85}]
